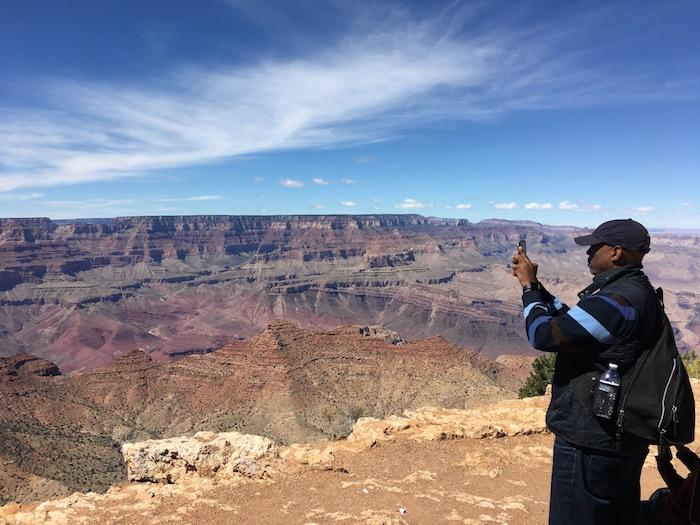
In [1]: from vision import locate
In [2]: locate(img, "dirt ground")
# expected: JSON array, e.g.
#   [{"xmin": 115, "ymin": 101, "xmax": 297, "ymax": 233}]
[{"xmin": 54, "ymin": 432, "xmax": 671, "ymax": 525}]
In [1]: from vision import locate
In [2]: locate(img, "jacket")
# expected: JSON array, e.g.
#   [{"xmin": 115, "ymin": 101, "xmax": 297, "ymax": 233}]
[{"xmin": 522, "ymin": 265, "xmax": 660, "ymax": 452}]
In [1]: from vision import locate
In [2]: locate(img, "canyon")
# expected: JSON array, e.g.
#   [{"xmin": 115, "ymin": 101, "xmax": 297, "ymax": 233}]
[
  {"xmin": 2, "ymin": 215, "xmax": 699, "ymax": 373},
  {"xmin": 2, "ymin": 214, "xmax": 700, "ymax": 512}
]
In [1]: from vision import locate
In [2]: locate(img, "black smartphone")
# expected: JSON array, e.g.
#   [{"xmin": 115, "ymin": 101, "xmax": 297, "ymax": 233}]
[{"xmin": 518, "ymin": 239, "xmax": 527, "ymax": 254}]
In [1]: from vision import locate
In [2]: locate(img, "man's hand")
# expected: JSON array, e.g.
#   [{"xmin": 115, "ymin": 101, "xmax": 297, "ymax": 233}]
[{"xmin": 512, "ymin": 245, "xmax": 538, "ymax": 287}]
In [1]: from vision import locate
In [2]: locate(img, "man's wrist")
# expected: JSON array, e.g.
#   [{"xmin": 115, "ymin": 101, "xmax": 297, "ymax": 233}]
[{"xmin": 522, "ymin": 281, "xmax": 543, "ymax": 293}]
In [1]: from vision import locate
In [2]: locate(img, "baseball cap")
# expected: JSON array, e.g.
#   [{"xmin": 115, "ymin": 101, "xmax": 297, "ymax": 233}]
[{"xmin": 574, "ymin": 219, "xmax": 650, "ymax": 253}]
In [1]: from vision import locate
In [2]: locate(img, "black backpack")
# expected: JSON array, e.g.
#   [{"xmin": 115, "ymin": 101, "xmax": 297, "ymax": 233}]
[{"xmin": 615, "ymin": 288, "xmax": 695, "ymax": 445}]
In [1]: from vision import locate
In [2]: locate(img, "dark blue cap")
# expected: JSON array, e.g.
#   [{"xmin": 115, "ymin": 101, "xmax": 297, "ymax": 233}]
[{"xmin": 574, "ymin": 219, "xmax": 650, "ymax": 253}]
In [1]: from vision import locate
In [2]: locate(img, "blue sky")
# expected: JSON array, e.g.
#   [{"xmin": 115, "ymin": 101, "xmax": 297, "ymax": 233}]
[{"xmin": 1, "ymin": 1, "xmax": 699, "ymax": 227}]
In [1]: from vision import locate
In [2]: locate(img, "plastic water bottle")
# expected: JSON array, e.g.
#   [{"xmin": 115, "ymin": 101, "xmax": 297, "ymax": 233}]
[{"xmin": 592, "ymin": 363, "xmax": 620, "ymax": 419}]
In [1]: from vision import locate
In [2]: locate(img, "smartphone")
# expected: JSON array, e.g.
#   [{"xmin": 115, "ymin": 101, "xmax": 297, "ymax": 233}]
[{"xmin": 518, "ymin": 239, "xmax": 527, "ymax": 254}]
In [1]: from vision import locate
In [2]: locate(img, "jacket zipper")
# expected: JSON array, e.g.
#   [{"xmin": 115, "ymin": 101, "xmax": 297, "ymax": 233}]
[{"xmin": 658, "ymin": 358, "xmax": 678, "ymax": 431}]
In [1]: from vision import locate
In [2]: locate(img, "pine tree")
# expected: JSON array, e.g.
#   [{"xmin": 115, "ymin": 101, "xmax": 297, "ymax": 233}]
[{"xmin": 518, "ymin": 354, "xmax": 556, "ymax": 398}]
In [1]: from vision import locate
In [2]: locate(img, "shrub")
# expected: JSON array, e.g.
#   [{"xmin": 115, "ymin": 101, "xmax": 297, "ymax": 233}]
[
  {"xmin": 519, "ymin": 354, "xmax": 556, "ymax": 398},
  {"xmin": 347, "ymin": 403, "xmax": 365, "ymax": 422},
  {"xmin": 682, "ymin": 350, "xmax": 700, "ymax": 379}
]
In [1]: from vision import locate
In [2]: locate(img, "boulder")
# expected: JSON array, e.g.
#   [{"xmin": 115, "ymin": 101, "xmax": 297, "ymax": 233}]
[{"xmin": 121, "ymin": 431, "xmax": 277, "ymax": 483}]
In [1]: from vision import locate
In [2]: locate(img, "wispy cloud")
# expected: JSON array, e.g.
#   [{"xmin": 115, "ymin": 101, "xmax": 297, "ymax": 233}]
[
  {"xmin": 339, "ymin": 200, "xmax": 356, "ymax": 207},
  {"xmin": 636, "ymin": 206, "xmax": 655, "ymax": 213},
  {"xmin": 44, "ymin": 199, "xmax": 133, "ymax": 210},
  {"xmin": 279, "ymin": 178, "xmax": 304, "ymax": 188},
  {"xmin": 0, "ymin": 192, "xmax": 43, "ymax": 201},
  {"xmin": 312, "ymin": 177, "xmax": 329, "ymax": 185},
  {"xmin": 493, "ymin": 202, "xmax": 518, "ymax": 210},
  {"xmin": 340, "ymin": 178, "xmax": 356, "ymax": 185},
  {"xmin": 524, "ymin": 202, "xmax": 552, "ymax": 210},
  {"xmin": 0, "ymin": 5, "xmax": 690, "ymax": 192},
  {"xmin": 455, "ymin": 203, "xmax": 471, "ymax": 209},
  {"xmin": 155, "ymin": 195, "xmax": 222, "ymax": 202},
  {"xmin": 354, "ymin": 154, "xmax": 376, "ymax": 164}
]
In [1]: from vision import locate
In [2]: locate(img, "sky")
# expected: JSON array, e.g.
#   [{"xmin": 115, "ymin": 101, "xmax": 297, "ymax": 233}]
[{"xmin": 0, "ymin": 1, "xmax": 699, "ymax": 227}]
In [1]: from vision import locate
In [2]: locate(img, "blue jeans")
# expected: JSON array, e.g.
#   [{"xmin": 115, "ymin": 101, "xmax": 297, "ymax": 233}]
[{"xmin": 549, "ymin": 436, "xmax": 648, "ymax": 525}]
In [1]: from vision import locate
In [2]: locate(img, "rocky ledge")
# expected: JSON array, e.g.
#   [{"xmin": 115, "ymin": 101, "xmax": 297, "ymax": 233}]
[
  {"xmin": 4, "ymin": 382, "xmax": 698, "ymax": 524},
  {"xmin": 0, "ymin": 394, "xmax": 551, "ymax": 524}
]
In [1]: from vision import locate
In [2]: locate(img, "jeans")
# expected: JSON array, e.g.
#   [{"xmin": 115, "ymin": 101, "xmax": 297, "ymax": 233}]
[{"xmin": 549, "ymin": 436, "xmax": 649, "ymax": 525}]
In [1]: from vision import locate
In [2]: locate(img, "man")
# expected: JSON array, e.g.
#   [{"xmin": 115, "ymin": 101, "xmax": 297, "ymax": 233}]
[{"xmin": 511, "ymin": 219, "xmax": 660, "ymax": 525}]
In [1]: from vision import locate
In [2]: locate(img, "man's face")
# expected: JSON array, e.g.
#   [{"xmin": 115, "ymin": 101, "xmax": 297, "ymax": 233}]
[{"xmin": 586, "ymin": 242, "xmax": 614, "ymax": 275}]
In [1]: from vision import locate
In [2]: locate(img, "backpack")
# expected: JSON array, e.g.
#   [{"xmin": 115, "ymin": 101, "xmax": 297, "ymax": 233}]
[{"xmin": 615, "ymin": 288, "xmax": 695, "ymax": 445}]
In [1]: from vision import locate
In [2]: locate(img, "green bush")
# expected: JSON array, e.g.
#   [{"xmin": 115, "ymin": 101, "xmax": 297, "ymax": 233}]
[
  {"xmin": 682, "ymin": 350, "xmax": 700, "ymax": 379},
  {"xmin": 519, "ymin": 354, "xmax": 556, "ymax": 398}
]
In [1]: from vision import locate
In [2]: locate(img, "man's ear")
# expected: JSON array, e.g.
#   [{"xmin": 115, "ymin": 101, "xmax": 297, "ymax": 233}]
[{"xmin": 610, "ymin": 246, "xmax": 624, "ymax": 262}]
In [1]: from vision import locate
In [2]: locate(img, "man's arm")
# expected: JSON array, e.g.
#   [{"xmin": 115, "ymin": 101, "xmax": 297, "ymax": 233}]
[
  {"xmin": 511, "ymin": 245, "xmax": 636, "ymax": 353},
  {"xmin": 523, "ymin": 289, "xmax": 637, "ymax": 353}
]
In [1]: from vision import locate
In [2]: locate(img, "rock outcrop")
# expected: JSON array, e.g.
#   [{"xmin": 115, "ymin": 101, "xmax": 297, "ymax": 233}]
[{"xmin": 122, "ymin": 432, "xmax": 277, "ymax": 484}]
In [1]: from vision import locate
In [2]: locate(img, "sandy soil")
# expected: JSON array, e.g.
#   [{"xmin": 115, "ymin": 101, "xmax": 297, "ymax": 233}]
[{"xmin": 45, "ymin": 433, "xmax": 671, "ymax": 525}]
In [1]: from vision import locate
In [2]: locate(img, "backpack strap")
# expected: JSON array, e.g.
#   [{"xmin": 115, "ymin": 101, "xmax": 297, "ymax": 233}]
[{"xmin": 656, "ymin": 287, "xmax": 664, "ymax": 308}]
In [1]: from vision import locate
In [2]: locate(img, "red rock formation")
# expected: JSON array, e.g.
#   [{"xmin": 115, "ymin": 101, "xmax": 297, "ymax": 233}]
[{"xmin": 0, "ymin": 320, "xmax": 514, "ymax": 504}]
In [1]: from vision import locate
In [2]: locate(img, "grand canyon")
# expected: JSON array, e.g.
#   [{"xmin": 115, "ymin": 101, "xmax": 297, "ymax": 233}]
[
  {"xmin": 3, "ymin": 215, "xmax": 699, "ymax": 372},
  {"xmin": 2, "ymin": 215, "xmax": 700, "ymax": 514}
]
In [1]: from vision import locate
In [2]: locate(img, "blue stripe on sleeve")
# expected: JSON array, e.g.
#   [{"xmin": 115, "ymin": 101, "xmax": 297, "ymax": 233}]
[
  {"xmin": 589, "ymin": 295, "xmax": 637, "ymax": 321},
  {"xmin": 566, "ymin": 306, "xmax": 617, "ymax": 344},
  {"xmin": 524, "ymin": 302, "xmax": 546, "ymax": 318},
  {"xmin": 528, "ymin": 316, "xmax": 551, "ymax": 347}
]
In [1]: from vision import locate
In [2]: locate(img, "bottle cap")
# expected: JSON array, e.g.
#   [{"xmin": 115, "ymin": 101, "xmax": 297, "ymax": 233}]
[{"xmin": 609, "ymin": 363, "xmax": 618, "ymax": 369}]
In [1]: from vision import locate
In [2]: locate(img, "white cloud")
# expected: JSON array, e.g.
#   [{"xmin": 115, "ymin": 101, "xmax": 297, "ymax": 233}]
[
  {"xmin": 559, "ymin": 201, "xmax": 603, "ymax": 212},
  {"xmin": 279, "ymin": 178, "xmax": 304, "ymax": 188},
  {"xmin": 524, "ymin": 202, "xmax": 553, "ymax": 210},
  {"xmin": 0, "ymin": 7, "xmax": 688, "ymax": 192},
  {"xmin": 311, "ymin": 203, "xmax": 327, "ymax": 209},
  {"xmin": 396, "ymin": 198, "xmax": 432, "ymax": 209},
  {"xmin": 493, "ymin": 202, "xmax": 518, "ymax": 210},
  {"xmin": 456, "ymin": 203, "xmax": 472, "ymax": 210},
  {"xmin": 636, "ymin": 206, "xmax": 655, "ymax": 213},
  {"xmin": 339, "ymin": 200, "xmax": 356, "ymax": 207},
  {"xmin": 312, "ymin": 178, "xmax": 329, "ymax": 185},
  {"xmin": 0, "ymin": 192, "xmax": 43, "ymax": 201},
  {"xmin": 155, "ymin": 195, "xmax": 222, "ymax": 202},
  {"xmin": 341, "ymin": 178, "xmax": 356, "ymax": 185},
  {"xmin": 253, "ymin": 176, "xmax": 264, "ymax": 183},
  {"xmin": 559, "ymin": 201, "xmax": 578, "ymax": 210}
]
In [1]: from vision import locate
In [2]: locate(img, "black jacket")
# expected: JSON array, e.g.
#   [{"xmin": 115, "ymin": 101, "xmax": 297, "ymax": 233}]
[{"xmin": 522, "ymin": 265, "xmax": 660, "ymax": 452}]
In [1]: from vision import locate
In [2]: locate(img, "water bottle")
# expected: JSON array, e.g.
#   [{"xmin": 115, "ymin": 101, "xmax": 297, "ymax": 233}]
[{"xmin": 592, "ymin": 363, "xmax": 620, "ymax": 419}]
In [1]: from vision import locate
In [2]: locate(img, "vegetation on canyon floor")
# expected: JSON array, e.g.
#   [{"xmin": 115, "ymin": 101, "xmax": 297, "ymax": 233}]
[{"xmin": 518, "ymin": 350, "xmax": 700, "ymax": 399}]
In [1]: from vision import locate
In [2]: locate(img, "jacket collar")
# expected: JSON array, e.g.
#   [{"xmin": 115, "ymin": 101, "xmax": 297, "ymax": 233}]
[{"xmin": 578, "ymin": 264, "xmax": 644, "ymax": 299}]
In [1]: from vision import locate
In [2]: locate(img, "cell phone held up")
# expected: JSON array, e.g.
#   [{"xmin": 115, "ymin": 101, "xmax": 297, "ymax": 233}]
[{"xmin": 518, "ymin": 239, "xmax": 527, "ymax": 254}]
